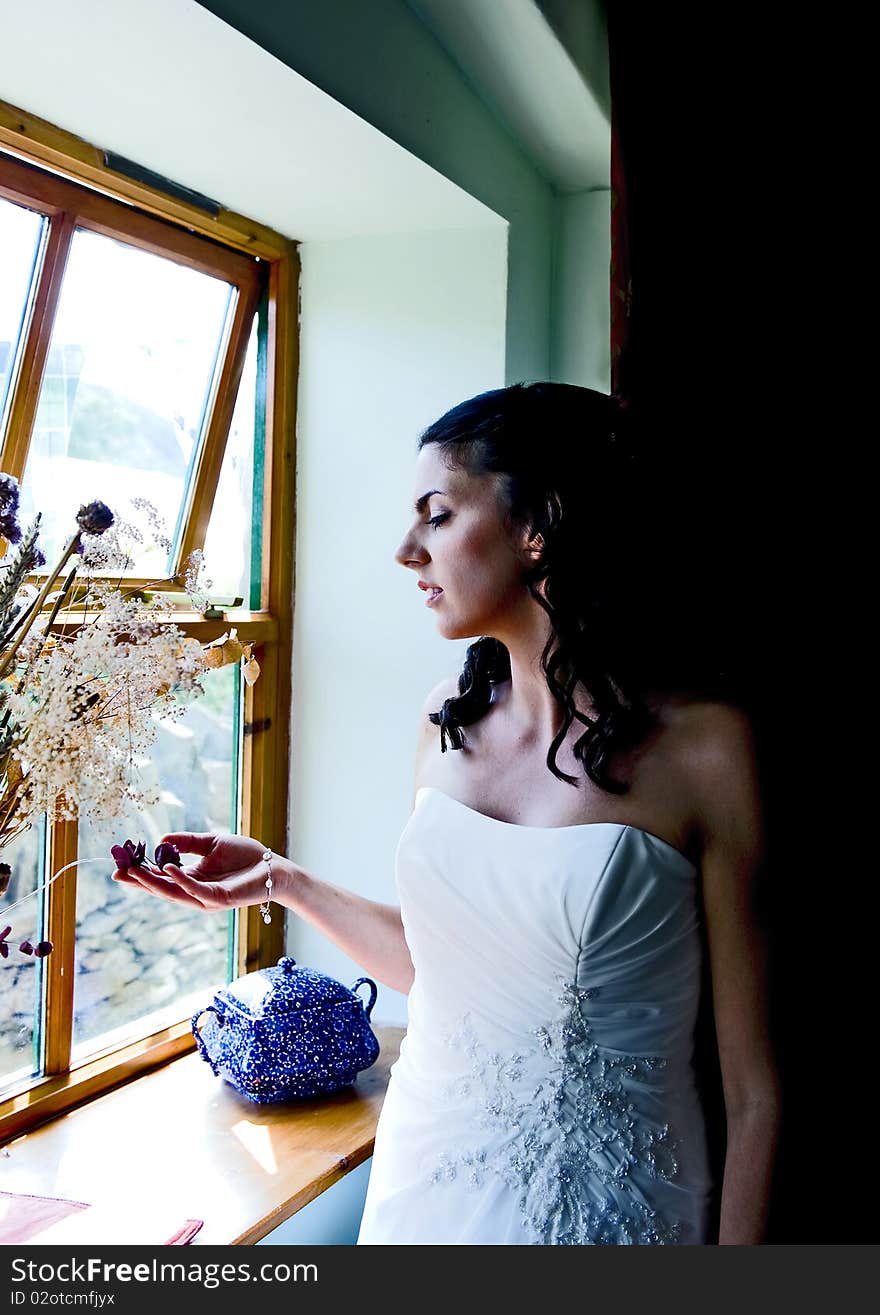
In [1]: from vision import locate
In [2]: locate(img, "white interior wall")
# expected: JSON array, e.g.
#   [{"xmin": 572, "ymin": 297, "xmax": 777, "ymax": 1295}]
[
  {"xmin": 0, "ymin": 0, "xmax": 604, "ymax": 1245},
  {"xmin": 0, "ymin": 0, "xmax": 500, "ymax": 239},
  {"xmin": 288, "ymin": 227, "xmax": 508, "ymax": 1025},
  {"xmin": 0, "ymin": 0, "xmax": 509, "ymax": 1024},
  {"xmin": 552, "ymin": 189, "xmax": 611, "ymax": 389}
]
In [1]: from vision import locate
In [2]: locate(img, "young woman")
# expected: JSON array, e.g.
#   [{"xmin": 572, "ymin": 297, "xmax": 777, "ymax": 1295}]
[{"xmin": 113, "ymin": 384, "xmax": 781, "ymax": 1245}]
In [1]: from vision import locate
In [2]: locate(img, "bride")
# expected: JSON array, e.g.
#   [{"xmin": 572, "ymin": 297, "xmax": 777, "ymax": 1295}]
[{"xmin": 113, "ymin": 383, "xmax": 781, "ymax": 1245}]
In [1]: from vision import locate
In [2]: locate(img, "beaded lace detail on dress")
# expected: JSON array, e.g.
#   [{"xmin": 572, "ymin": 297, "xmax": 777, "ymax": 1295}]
[{"xmin": 430, "ymin": 975, "xmax": 683, "ymax": 1245}]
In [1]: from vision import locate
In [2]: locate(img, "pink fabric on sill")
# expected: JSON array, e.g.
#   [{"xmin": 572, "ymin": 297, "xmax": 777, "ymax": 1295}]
[
  {"xmin": 0, "ymin": 1189, "xmax": 90, "ymax": 1244},
  {"xmin": 163, "ymin": 1219, "xmax": 204, "ymax": 1246}
]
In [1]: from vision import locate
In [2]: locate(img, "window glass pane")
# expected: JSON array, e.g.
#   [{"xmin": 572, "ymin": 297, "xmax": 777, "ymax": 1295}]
[
  {"xmin": 0, "ymin": 197, "xmax": 44, "ymax": 434},
  {"xmin": 18, "ymin": 227, "xmax": 232, "ymax": 576},
  {"xmin": 0, "ymin": 817, "xmax": 46, "ymax": 1089},
  {"xmin": 72, "ymin": 662, "xmax": 240, "ymax": 1058},
  {"xmin": 202, "ymin": 314, "xmax": 257, "ymax": 602}
]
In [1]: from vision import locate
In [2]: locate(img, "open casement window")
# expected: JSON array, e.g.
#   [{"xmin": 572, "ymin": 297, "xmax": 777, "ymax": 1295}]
[{"xmin": 0, "ymin": 103, "xmax": 297, "ymax": 1140}]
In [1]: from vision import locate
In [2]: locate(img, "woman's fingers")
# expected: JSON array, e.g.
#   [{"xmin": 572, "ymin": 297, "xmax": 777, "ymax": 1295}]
[
  {"xmin": 159, "ymin": 862, "xmax": 223, "ymax": 908},
  {"xmin": 113, "ymin": 866, "xmax": 207, "ymax": 909},
  {"xmin": 158, "ymin": 832, "xmax": 216, "ymax": 857}
]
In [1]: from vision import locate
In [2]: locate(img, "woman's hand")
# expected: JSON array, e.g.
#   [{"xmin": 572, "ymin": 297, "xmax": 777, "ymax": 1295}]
[{"xmin": 111, "ymin": 832, "xmax": 279, "ymax": 911}]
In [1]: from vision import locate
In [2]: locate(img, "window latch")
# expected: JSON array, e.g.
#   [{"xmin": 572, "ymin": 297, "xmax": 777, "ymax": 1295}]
[{"xmin": 243, "ymin": 717, "xmax": 272, "ymax": 737}]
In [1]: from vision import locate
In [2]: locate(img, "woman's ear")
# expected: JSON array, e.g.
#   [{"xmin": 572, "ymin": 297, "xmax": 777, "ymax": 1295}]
[
  {"xmin": 524, "ymin": 530, "xmax": 545, "ymax": 562},
  {"xmin": 528, "ymin": 494, "xmax": 561, "ymax": 558}
]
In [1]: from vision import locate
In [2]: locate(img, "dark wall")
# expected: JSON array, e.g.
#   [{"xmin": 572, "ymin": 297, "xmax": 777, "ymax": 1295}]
[{"xmin": 607, "ymin": 5, "xmax": 855, "ymax": 1243}]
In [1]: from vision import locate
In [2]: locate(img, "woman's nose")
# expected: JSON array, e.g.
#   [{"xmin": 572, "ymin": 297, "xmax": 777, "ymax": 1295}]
[{"xmin": 393, "ymin": 532, "xmax": 427, "ymax": 569}]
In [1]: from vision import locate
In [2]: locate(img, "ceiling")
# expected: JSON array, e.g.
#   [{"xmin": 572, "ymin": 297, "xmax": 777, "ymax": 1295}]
[
  {"xmin": 407, "ymin": 0, "xmax": 610, "ymax": 193},
  {"xmin": 0, "ymin": 0, "xmax": 505, "ymax": 241}
]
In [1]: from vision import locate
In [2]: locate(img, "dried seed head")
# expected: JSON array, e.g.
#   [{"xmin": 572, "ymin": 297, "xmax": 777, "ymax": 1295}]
[{"xmin": 76, "ymin": 501, "xmax": 115, "ymax": 536}]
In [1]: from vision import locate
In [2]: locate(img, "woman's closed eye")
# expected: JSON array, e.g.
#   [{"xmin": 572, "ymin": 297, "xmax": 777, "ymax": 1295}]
[{"xmin": 427, "ymin": 513, "xmax": 451, "ymax": 530}]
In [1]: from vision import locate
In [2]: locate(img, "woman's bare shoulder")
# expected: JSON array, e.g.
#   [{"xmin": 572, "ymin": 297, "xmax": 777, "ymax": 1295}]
[
  {"xmin": 666, "ymin": 696, "xmax": 764, "ymax": 857},
  {"xmin": 664, "ymin": 695, "xmax": 758, "ymax": 763},
  {"xmin": 418, "ymin": 672, "xmax": 464, "ymax": 743},
  {"xmin": 628, "ymin": 691, "xmax": 756, "ymax": 768},
  {"xmin": 421, "ymin": 673, "xmax": 461, "ymax": 718},
  {"xmin": 412, "ymin": 674, "xmax": 461, "ymax": 807}
]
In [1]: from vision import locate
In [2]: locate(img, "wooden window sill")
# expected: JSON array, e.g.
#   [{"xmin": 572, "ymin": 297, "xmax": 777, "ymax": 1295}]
[{"xmin": 1, "ymin": 1025, "xmax": 404, "ymax": 1246}]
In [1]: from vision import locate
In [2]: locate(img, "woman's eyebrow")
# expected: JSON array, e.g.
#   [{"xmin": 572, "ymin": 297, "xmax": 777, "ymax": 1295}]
[{"xmin": 413, "ymin": 488, "xmax": 447, "ymax": 514}]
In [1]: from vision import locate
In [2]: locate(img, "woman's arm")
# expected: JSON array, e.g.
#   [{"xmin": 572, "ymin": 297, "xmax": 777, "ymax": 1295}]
[
  {"xmin": 271, "ymin": 679, "xmax": 450, "ymax": 995},
  {"xmin": 115, "ymin": 838, "xmax": 415, "ymax": 995},
  {"xmin": 275, "ymin": 862, "xmax": 414, "ymax": 995},
  {"xmin": 690, "ymin": 703, "xmax": 783, "ymax": 1245},
  {"xmin": 277, "ymin": 674, "xmax": 456, "ymax": 994},
  {"xmin": 113, "ymin": 682, "xmax": 451, "ymax": 995}
]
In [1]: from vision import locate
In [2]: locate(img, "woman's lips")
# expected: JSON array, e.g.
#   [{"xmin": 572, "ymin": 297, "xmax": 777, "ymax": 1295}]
[{"xmin": 425, "ymin": 587, "xmax": 444, "ymax": 607}]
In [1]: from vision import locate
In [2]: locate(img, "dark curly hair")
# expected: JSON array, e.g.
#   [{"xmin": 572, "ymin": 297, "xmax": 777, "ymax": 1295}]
[{"xmin": 419, "ymin": 382, "xmax": 741, "ymax": 795}]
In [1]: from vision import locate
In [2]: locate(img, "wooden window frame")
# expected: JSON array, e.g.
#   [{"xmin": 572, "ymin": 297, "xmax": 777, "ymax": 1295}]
[{"xmin": 0, "ymin": 99, "xmax": 298, "ymax": 1142}]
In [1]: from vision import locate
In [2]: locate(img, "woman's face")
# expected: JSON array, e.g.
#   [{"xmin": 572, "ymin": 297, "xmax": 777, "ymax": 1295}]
[{"xmin": 394, "ymin": 444, "xmax": 534, "ymax": 641}]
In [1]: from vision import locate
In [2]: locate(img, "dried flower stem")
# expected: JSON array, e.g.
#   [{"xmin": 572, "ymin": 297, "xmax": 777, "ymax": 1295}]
[
  {"xmin": 92, "ymin": 682, "xmax": 125, "ymax": 720},
  {"xmin": 41, "ymin": 565, "xmax": 79, "ymax": 638},
  {"xmin": 0, "ymin": 855, "xmax": 105, "ymax": 916},
  {"xmin": 2, "ymin": 590, "xmax": 41, "ymax": 645},
  {"xmin": 0, "ymin": 531, "xmax": 82, "ymax": 682},
  {"xmin": 0, "ymin": 779, "xmax": 24, "ymax": 834},
  {"xmin": 126, "ymin": 682, "xmax": 133, "ymax": 779},
  {"xmin": 1, "ymin": 496, "xmax": 254, "ymax": 841}
]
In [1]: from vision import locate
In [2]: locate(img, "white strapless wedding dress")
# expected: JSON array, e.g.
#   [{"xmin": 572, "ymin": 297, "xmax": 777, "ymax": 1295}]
[{"xmin": 356, "ymin": 786, "xmax": 714, "ymax": 1245}]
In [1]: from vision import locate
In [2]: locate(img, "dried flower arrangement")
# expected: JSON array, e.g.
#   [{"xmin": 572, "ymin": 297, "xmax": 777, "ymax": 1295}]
[{"xmin": 0, "ymin": 473, "xmax": 260, "ymax": 959}]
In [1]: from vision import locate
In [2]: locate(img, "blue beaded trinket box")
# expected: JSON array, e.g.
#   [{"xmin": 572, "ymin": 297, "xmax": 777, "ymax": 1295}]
[{"xmin": 191, "ymin": 956, "xmax": 381, "ymax": 1103}]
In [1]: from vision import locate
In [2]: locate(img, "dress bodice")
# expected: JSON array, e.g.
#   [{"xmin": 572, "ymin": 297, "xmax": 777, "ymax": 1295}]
[{"xmin": 356, "ymin": 786, "xmax": 713, "ymax": 1245}]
